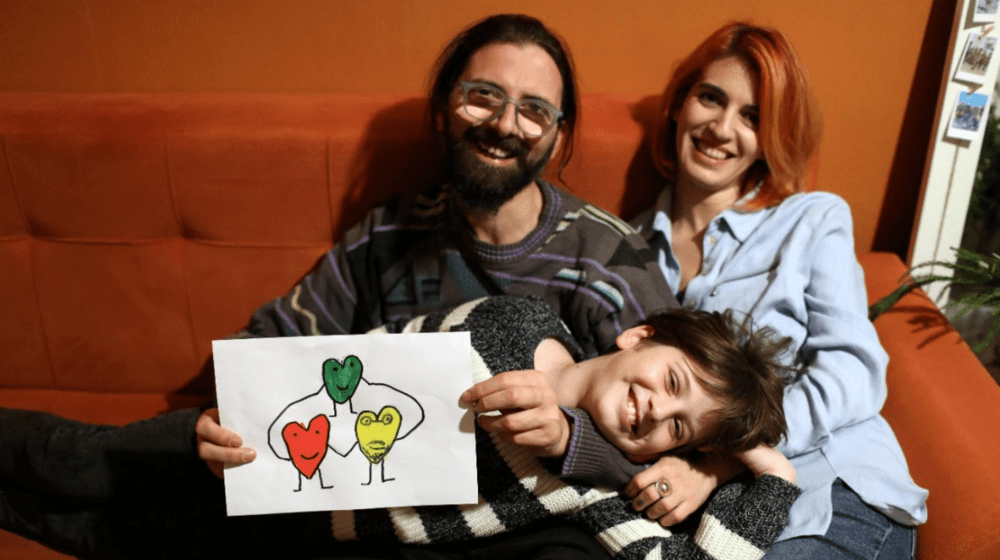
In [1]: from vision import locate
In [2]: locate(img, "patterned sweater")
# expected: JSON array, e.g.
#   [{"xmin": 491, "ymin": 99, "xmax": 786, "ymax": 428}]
[
  {"xmin": 330, "ymin": 296, "xmax": 800, "ymax": 560},
  {"xmin": 241, "ymin": 180, "xmax": 674, "ymax": 358}
]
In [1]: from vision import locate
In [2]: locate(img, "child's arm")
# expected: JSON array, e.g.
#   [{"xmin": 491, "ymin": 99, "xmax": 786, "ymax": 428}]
[
  {"xmin": 736, "ymin": 444, "xmax": 796, "ymax": 484},
  {"xmin": 195, "ymin": 407, "xmax": 256, "ymax": 478},
  {"xmin": 626, "ymin": 446, "xmax": 796, "ymax": 528},
  {"xmin": 574, "ymin": 466, "xmax": 801, "ymax": 560}
]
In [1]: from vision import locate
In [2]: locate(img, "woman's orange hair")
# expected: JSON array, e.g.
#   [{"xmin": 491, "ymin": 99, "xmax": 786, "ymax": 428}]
[{"xmin": 651, "ymin": 23, "xmax": 822, "ymax": 209}]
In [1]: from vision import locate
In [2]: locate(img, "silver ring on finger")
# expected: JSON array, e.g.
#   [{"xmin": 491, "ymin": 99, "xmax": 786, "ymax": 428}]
[{"xmin": 656, "ymin": 478, "xmax": 671, "ymax": 498}]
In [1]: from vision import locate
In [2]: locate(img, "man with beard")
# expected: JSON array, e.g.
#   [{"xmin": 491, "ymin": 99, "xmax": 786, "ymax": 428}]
[
  {"xmin": 236, "ymin": 14, "xmax": 672, "ymax": 355},
  {"xmin": 0, "ymin": 13, "xmax": 674, "ymax": 560},
  {"xmin": 202, "ymin": 13, "xmax": 675, "ymax": 464}
]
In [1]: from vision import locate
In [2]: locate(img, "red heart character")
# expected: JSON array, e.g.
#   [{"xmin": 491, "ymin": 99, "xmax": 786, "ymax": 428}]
[{"xmin": 282, "ymin": 414, "xmax": 330, "ymax": 479}]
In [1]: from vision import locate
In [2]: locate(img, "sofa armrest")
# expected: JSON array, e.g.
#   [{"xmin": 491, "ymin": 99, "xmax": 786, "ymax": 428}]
[{"xmin": 861, "ymin": 252, "xmax": 1000, "ymax": 560}]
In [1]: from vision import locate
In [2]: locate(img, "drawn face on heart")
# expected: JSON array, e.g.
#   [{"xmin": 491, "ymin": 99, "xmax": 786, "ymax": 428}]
[
  {"xmin": 323, "ymin": 355, "xmax": 362, "ymax": 404},
  {"xmin": 355, "ymin": 406, "xmax": 401, "ymax": 464},
  {"xmin": 281, "ymin": 414, "xmax": 330, "ymax": 479}
]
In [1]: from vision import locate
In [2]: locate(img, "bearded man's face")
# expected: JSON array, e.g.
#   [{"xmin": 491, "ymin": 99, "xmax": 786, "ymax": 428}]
[
  {"xmin": 446, "ymin": 122, "xmax": 556, "ymax": 212},
  {"xmin": 444, "ymin": 42, "xmax": 564, "ymax": 213}
]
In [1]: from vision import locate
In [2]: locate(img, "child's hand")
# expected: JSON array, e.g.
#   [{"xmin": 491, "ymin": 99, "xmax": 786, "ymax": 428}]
[
  {"xmin": 625, "ymin": 453, "xmax": 743, "ymax": 527},
  {"xmin": 736, "ymin": 444, "xmax": 796, "ymax": 484},
  {"xmin": 459, "ymin": 369, "xmax": 570, "ymax": 457},
  {"xmin": 195, "ymin": 407, "xmax": 256, "ymax": 478}
]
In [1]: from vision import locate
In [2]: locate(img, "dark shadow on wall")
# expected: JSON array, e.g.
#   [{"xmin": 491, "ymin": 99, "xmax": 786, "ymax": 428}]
[
  {"xmin": 875, "ymin": 0, "xmax": 960, "ymax": 258},
  {"xmin": 620, "ymin": 94, "xmax": 665, "ymax": 222},
  {"xmin": 336, "ymin": 97, "xmax": 445, "ymax": 238},
  {"xmin": 167, "ymin": 97, "xmax": 446, "ymax": 408}
]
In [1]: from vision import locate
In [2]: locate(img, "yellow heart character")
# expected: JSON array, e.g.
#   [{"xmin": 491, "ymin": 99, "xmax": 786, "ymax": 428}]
[{"xmin": 355, "ymin": 406, "xmax": 402, "ymax": 464}]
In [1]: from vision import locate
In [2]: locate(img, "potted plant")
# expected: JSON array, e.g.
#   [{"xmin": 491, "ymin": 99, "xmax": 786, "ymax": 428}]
[{"xmin": 869, "ymin": 247, "xmax": 1000, "ymax": 352}]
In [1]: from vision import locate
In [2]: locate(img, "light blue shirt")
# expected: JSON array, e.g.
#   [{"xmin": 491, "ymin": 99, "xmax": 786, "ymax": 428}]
[{"xmin": 632, "ymin": 188, "xmax": 928, "ymax": 541}]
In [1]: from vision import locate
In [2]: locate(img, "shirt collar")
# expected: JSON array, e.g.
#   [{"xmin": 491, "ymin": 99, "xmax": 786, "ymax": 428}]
[{"xmin": 654, "ymin": 183, "xmax": 771, "ymax": 244}]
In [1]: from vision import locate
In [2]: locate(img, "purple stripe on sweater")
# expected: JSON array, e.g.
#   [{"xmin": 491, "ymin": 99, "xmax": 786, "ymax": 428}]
[
  {"xmin": 276, "ymin": 303, "xmax": 303, "ymax": 336},
  {"xmin": 324, "ymin": 251, "xmax": 357, "ymax": 307},
  {"xmin": 345, "ymin": 234, "xmax": 370, "ymax": 253},
  {"xmin": 345, "ymin": 224, "xmax": 441, "ymax": 253},
  {"xmin": 522, "ymin": 183, "xmax": 562, "ymax": 249},
  {"xmin": 304, "ymin": 275, "xmax": 348, "ymax": 334},
  {"xmin": 529, "ymin": 253, "xmax": 647, "ymax": 320},
  {"xmin": 473, "ymin": 183, "xmax": 563, "ymax": 263}
]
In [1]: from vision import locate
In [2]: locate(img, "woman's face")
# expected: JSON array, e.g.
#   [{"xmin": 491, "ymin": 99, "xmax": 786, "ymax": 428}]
[{"xmin": 673, "ymin": 56, "xmax": 763, "ymax": 196}]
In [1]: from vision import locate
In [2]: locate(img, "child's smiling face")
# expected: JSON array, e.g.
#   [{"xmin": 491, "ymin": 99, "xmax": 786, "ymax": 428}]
[{"xmin": 575, "ymin": 326, "xmax": 723, "ymax": 461}]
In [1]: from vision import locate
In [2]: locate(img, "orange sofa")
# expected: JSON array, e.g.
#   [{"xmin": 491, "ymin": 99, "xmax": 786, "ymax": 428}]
[{"xmin": 2, "ymin": 92, "xmax": 999, "ymax": 560}]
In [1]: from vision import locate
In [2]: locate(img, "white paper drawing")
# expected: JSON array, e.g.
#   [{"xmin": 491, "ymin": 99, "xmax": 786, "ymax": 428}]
[{"xmin": 212, "ymin": 332, "xmax": 478, "ymax": 516}]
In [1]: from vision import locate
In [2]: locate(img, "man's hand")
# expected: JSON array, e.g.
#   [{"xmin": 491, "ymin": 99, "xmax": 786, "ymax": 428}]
[
  {"xmin": 459, "ymin": 369, "xmax": 570, "ymax": 457},
  {"xmin": 625, "ymin": 453, "xmax": 743, "ymax": 527},
  {"xmin": 196, "ymin": 407, "xmax": 256, "ymax": 478},
  {"xmin": 736, "ymin": 445, "xmax": 796, "ymax": 484}
]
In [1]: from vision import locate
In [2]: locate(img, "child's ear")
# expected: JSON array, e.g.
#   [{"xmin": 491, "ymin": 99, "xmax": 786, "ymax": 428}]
[{"xmin": 615, "ymin": 325, "xmax": 655, "ymax": 350}]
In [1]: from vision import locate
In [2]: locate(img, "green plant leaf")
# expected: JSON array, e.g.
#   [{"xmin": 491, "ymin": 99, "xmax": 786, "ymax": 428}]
[{"xmin": 870, "ymin": 248, "xmax": 1000, "ymax": 353}]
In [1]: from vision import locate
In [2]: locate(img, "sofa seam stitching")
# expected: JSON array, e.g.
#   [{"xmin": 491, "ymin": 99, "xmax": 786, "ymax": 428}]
[
  {"xmin": 4, "ymin": 135, "xmax": 57, "ymax": 387},
  {"xmin": 165, "ymin": 133, "xmax": 203, "ymax": 386}
]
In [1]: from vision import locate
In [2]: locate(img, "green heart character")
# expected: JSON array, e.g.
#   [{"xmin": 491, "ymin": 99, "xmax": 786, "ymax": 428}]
[{"xmin": 322, "ymin": 355, "xmax": 363, "ymax": 404}]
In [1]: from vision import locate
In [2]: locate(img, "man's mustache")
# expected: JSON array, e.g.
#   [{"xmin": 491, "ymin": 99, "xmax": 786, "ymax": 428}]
[{"xmin": 463, "ymin": 125, "xmax": 529, "ymax": 159}]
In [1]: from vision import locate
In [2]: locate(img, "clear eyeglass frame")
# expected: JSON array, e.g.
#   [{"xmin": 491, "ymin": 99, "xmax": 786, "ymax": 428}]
[{"xmin": 456, "ymin": 81, "xmax": 563, "ymax": 138}]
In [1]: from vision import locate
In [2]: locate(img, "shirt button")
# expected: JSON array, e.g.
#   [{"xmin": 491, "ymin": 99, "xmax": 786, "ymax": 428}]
[
  {"xmin": 711, "ymin": 289, "xmax": 718, "ymax": 297},
  {"xmin": 707, "ymin": 235, "xmax": 717, "ymax": 245}
]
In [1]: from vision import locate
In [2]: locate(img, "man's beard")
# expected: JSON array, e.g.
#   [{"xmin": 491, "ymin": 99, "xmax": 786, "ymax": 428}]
[{"xmin": 447, "ymin": 124, "xmax": 555, "ymax": 214}]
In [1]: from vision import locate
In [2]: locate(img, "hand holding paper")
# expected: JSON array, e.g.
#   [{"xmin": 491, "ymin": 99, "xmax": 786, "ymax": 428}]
[
  {"xmin": 195, "ymin": 407, "xmax": 256, "ymax": 478},
  {"xmin": 461, "ymin": 369, "xmax": 570, "ymax": 457}
]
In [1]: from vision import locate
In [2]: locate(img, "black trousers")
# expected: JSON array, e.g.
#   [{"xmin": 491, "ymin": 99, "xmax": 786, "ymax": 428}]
[{"xmin": 0, "ymin": 407, "xmax": 611, "ymax": 560}]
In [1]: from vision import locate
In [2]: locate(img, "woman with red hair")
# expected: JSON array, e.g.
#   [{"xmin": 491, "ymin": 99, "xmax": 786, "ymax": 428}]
[{"xmin": 627, "ymin": 22, "xmax": 928, "ymax": 559}]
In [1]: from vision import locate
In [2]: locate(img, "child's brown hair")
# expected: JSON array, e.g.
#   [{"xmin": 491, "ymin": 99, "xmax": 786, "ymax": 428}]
[{"xmin": 642, "ymin": 307, "xmax": 796, "ymax": 454}]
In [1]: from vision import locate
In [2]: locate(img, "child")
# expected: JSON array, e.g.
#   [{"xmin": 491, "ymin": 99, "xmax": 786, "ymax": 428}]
[
  {"xmin": 201, "ymin": 294, "xmax": 797, "ymax": 558},
  {"xmin": 1, "ymin": 295, "xmax": 797, "ymax": 559}
]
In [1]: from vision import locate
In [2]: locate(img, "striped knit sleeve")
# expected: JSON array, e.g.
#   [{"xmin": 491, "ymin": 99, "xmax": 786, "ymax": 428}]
[
  {"xmin": 693, "ymin": 475, "xmax": 799, "ymax": 560},
  {"xmin": 572, "ymin": 474, "xmax": 799, "ymax": 560}
]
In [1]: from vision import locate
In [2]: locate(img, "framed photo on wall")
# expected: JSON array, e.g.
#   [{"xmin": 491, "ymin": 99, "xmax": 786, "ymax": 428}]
[
  {"xmin": 974, "ymin": 0, "xmax": 999, "ymax": 23},
  {"xmin": 955, "ymin": 31, "xmax": 998, "ymax": 84},
  {"xmin": 946, "ymin": 90, "xmax": 991, "ymax": 141},
  {"xmin": 910, "ymin": 0, "xmax": 1000, "ymax": 299}
]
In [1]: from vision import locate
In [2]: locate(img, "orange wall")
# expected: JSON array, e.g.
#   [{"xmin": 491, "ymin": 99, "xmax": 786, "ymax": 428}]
[{"xmin": 0, "ymin": 0, "xmax": 956, "ymax": 255}]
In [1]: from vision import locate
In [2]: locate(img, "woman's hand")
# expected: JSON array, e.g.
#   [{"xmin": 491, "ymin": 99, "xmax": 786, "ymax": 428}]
[
  {"xmin": 736, "ymin": 444, "xmax": 796, "ymax": 484},
  {"xmin": 459, "ymin": 369, "xmax": 570, "ymax": 457},
  {"xmin": 625, "ymin": 453, "xmax": 743, "ymax": 527},
  {"xmin": 195, "ymin": 407, "xmax": 256, "ymax": 478}
]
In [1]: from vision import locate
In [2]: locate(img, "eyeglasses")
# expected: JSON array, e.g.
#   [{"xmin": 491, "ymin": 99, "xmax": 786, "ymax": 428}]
[{"xmin": 456, "ymin": 81, "xmax": 563, "ymax": 138}]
